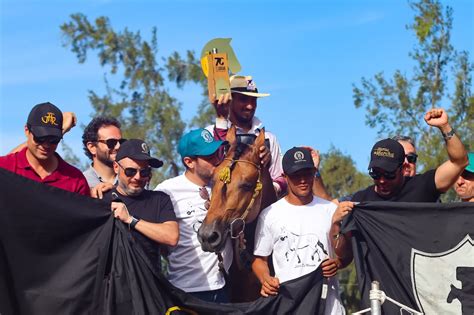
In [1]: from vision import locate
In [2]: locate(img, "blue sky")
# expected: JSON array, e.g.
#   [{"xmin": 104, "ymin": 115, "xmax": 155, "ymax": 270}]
[{"xmin": 1, "ymin": 0, "xmax": 473, "ymax": 172}]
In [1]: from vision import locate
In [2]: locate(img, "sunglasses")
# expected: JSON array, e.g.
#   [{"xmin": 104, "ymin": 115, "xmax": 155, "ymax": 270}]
[
  {"xmin": 96, "ymin": 138, "xmax": 126, "ymax": 149},
  {"xmin": 117, "ymin": 162, "xmax": 152, "ymax": 178},
  {"xmin": 369, "ymin": 168, "xmax": 399, "ymax": 180},
  {"xmin": 32, "ymin": 134, "xmax": 62, "ymax": 145},
  {"xmin": 405, "ymin": 153, "xmax": 418, "ymax": 164}
]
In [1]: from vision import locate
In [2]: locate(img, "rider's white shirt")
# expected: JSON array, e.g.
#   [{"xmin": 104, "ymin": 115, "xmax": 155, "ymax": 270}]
[
  {"xmin": 155, "ymin": 174, "xmax": 232, "ymax": 292},
  {"xmin": 254, "ymin": 196, "xmax": 345, "ymax": 315}
]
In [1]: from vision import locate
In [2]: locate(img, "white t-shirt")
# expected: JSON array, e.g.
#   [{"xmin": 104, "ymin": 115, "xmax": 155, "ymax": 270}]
[
  {"xmin": 254, "ymin": 196, "xmax": 345, "ymax": 315},
  {"xmin": 155, "ymin": 174, "xmax": 232, "ymax": 292}
]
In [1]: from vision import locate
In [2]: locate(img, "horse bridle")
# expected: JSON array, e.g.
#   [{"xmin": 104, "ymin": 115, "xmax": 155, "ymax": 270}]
[{"xmin": 218, "ymin": 157, "xmax": 263, "ymax": 239}]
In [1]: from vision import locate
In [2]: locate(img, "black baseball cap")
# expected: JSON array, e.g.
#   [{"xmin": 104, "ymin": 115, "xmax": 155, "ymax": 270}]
[
  {"xmin": 368, "ymin": 138, "xmax": 405, "ymax": 172},
  {"xmin": 27, "ymin": 102, "xmax": 63, "ymax": 138},
  {"xmin": 283, "ymin": 147, "xmax": 315, "ymax": 175},
  {"xmin": 116, "ymin": 139, "xmax": 163, "ymax": 168}
]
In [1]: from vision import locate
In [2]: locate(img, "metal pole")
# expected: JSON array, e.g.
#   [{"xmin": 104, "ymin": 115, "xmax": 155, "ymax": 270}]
[{"xmin": 370, "ymin": 281, "xmax": 382, "ymax": 315}]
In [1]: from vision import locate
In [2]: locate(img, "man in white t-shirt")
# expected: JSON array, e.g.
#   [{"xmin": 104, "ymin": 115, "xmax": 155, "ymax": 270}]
[
  {"xmin": 154, "ymin": 128, "xmax": 232, "ymax": 302},
  {"xmin": 252, "ymin": 147, "xmax": 346, "ymax": 315}
]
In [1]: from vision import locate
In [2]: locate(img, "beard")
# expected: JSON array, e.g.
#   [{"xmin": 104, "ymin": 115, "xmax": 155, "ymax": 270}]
[{"xmin": 96, "ymin": 150, "xmax": 114, "ymax": 168}]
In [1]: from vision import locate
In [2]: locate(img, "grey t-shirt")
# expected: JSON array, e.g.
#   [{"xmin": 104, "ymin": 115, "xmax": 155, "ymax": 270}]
[{"xmin": 83, "ymin": 165, "xmax": 117, "ymax": 188}]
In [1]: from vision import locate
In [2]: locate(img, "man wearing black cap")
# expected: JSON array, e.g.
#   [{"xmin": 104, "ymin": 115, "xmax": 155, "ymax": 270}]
[
  {"xmin": 252, "ymin": 147, "xmax": 345, "ymax": 315},
  {"xmin": 154, "ymin": 128, "xmax": 231, "ymax": 302},
  {"xmin": 102, "ymin": 139, "xmax": 178, "ymax": 268},
  {"xmin": 331, "ymin": 108, "xmax": 468, "ymax": 269},
  {"xmin": 0, "ymin": 102, "xmax": 89, "ymax": 195}
]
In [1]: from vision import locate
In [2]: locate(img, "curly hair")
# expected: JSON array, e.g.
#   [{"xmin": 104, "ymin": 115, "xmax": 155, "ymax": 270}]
[{"xmin": 82, "ymin": 116, "xmax": 121, "ymax": 160}]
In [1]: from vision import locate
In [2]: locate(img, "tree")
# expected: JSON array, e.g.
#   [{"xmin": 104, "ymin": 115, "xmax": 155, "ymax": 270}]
[
  {"xmin": 320, "ymin": 146, "xmax": 372, "ymax": 199},
  {"xmin": 60, "ymin": 14, "xmax": 213, "ymax": 184},
  {"xmin": 353, "ymin": 0, "xmax": 473, "ymax": 178}
]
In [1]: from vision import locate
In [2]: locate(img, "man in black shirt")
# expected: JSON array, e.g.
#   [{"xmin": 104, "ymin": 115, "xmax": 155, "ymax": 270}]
[
  {"xmin": 330, "ymin": 108, "xmax": 469, "ymax": 263},
  {"xmin": 104, "ymin": 139, "xmax": 178, "ymax": 268}
]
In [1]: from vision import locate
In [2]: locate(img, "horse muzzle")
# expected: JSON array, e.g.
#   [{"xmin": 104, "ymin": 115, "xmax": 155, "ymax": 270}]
[{"xmin": 197, "ymin": 220, "xmax": 227, "ymax": 253}]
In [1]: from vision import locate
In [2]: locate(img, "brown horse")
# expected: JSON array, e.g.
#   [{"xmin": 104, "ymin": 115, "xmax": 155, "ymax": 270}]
[{"xmin": 197, "ymin": 126, "xmax": 277, "ymax": 302}]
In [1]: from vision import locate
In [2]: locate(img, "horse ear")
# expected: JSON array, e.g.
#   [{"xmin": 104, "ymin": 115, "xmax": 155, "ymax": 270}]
[
  {"xmin": 255, "ymin": 127, "xmax": 265, "ymax": 148},
  {"xmin": 226, "ymin": 125, "xmax": 237, "ymax": 144}
]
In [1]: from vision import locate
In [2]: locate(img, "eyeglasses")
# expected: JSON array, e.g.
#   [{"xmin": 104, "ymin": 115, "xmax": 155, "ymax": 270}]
[
  {"xmin": 32, "ymin": 134, "xmax": 62, "ymax": 145},
  {"xmin": 96, "ymin": 138, "xmax": 126, "ymax": 149},
  {"xmin": 369, "ymin": 168, "xmax": 399, "ymax": 180},
  {"xmin": 117, "ymin": 162, "xmax": 152, "ymax": 178},
  {"xmin": 405, "ymin": 153, "xmax": 418, "ymax": 164}
]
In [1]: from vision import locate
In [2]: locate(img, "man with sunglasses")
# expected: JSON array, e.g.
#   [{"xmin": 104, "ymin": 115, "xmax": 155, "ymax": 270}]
[
  {"xmin": 82, "ymin": 116, "xmax": 125, "ymax": 188},
  {"xmin": 154, "ymin": 128, "xmax": 232, "ymax": 302},
  {"xmin": 252, "ymin": 147, "xmax": 345, "ymax": 315},
  {"xmin": 454, "ymin": 152, "xmax": 474, "ymax": 203},
  {"xmin": 392, "ymin": 135, "xmax": 418, "ymax": 177},
  {"xmin": 102, "ymin": 139, "xmax": 178, "ymax": 269},
  {"xmin": 0, "ymin": 102, "xmax": 89, "ymax": 195}
]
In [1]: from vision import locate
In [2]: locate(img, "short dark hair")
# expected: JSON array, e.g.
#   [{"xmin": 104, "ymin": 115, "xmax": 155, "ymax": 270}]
[
  {"xmin": 82, "ymin": 116, "xmax": 121, "ymax": 160},
  {"xmin": 391, "ymin": 135, "xmax": 416, "ymax": 150}
]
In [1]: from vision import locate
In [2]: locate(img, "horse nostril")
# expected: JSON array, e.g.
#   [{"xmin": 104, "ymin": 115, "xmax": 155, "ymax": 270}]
[{"xmin": 207, "ymin": 231, "xmax": 221, "ymax": 245}]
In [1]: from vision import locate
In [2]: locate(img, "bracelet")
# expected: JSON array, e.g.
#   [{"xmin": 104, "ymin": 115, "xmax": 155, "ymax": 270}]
[
  {"xmin": 315, "ymin": 169, "xmax": 321, "ymax": 179},
  {"xmin": 129, "ymin": 216, "xmax": 140, "ymax": 230},
  {"xmin": 441, "ymin": 128, "xmax": 455, "ymax": 141}
]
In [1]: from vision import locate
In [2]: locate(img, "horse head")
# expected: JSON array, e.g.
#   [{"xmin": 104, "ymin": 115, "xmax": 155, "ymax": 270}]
[{"xmin": 198, "ymin": 126, "xmax": 265, "ymax": 253}]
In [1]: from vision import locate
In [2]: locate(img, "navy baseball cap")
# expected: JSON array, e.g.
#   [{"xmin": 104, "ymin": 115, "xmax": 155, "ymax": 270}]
[
  {"xmin": 27, "ymin": 102, "xmax": 63, "ymax": 138},
  {"xmin": 178, "ymin": 129, "xmax": 226, "ymax": 158},
  {"xmin": 116, "ymin": 139, "xmax": 163, "ymax": 168},
  {"xmin": 282, "ymin": 147, "xmax": 315, "ymax": 175},
  {"xmin": 368, "ymin": 139, "xmax": 405, "ymax": 172}
]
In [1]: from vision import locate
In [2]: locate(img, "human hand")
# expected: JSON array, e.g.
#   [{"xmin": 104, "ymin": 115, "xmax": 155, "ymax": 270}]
[
  {"xmin": 111, "ymin": 202, "xmax": 132, "ymax": 224},
  {"xmin": 424, "ymin": 108, "xmax": 449, "ymax": 130},
  {"xmin": 260, "ymin": 275, "xmax": 280, "ymax": 297},
  {"xmin": 332, "ymin": 201, "xmax": 354, "ymax": 224},
  {"xmin": 259, "ymin": 145, "xmax": 271, "ymax": 168},
  {"xmin": 301, "ymin": 146, "xmax": 321, "ymax": 169},
  {"xmin": 210, "ymin": 93, "xmax": 231, "ymax": 119},
  {"xmin": 62, "ymin": 112, "xmax": 77, "ymax": 134},
  {"xmin": 321, "ymin": 258, "xmax": 340, "ymax": 278},
  {"xmin": 90, "ymin": 182, "xmax": 114, "ymax": 199}
]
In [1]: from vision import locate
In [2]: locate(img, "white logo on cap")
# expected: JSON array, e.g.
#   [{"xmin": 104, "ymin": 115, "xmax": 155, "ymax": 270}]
[
  {"xmin": 247, "ymin": 79, "xmax": 257, "ymax": 91},
  {"xmin": 201, "ymin": 130, "xmax": 213, "ymax": 143},
  {"xmin": 294, "ymin": 151, "xmax": 305, "ymax": 160},
  {"xmin": 141, "ymin": 143, "xmax": 149, "ymax": 154}
]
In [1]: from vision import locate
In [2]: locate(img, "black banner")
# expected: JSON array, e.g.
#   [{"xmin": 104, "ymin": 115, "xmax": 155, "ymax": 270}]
[
  {"xmin": 0, "ymin": 168, "xmax": 326, "ymax": 315},
  {"xmin": 343, "ymin": 201, "xmax": 474, "ymax": 314}
]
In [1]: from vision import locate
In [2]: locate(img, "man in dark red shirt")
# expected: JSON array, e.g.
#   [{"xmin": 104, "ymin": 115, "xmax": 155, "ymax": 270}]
[{"xmin": 0, "ymin": 102, "xmax": 89, "ymax": 196}]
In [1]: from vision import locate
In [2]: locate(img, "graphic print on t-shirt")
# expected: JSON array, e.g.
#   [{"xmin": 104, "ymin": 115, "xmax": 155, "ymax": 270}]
[
  {"xmin": 277, "ymin": 227, "xmax": 329, "ymax": 268},
  {"xmin": 186, "ymin": 200, "xmax": 208, "ymax": 233}
]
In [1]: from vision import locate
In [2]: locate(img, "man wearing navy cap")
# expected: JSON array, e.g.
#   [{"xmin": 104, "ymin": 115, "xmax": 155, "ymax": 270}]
[
  {"xmin": 102, "ymin": 139, "xmax": 178, "ymax": 268},
  {"xmin": 154, "ymin": 128, "xmax": 231, "ymax": 302},
  {"xmin": 252, "ymin": 147, "xmax": 345, "ymax": 315},
  {"xmin": 0, "ymin": 102, "xmax": 89, "ymax": 195}
]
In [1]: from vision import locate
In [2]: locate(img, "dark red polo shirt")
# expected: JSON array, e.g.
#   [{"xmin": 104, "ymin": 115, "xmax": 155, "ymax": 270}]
[{"xmin": 0, "ymin": 147, "xmax": 90, "ymax": 196}]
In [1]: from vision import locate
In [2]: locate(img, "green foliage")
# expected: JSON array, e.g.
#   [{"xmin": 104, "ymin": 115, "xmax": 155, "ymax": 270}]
[
  {"xmin": 353, "ymin": 0, "xmax": 473, "ymax": 180},
  {"xmin": 60, "ymin": 141, "xmax": 88, "ymax": 171},
  {"xmin": 61, "ymin": 14, "xmax": 214, "ymax": 185},
  {"xmin": 320, "ymin": 146, "xmax": 372, "ymax": 199},
  {"xmin": 339, "ymin": 262, "xmax": 360, "ymax": 314}
]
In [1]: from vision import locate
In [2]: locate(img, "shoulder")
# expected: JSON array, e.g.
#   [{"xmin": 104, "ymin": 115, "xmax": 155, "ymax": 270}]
[
  {"xmin": 0, "ymin": 151, "xmax": 17, "ymax": 171},
  {"xmin": 312, "ymin": 196, "xmax": 337, "ymax": 211},
  {"xmin": 155, "ymin": 175, "xmax": 183, "ymax": 192},
  {"xmin": 57, "ymin": 156, "xmax": 86, "ymax": 179},
  {"xmin": 260, "ymin": 198, "xmax": 286, "ymax": 219}
]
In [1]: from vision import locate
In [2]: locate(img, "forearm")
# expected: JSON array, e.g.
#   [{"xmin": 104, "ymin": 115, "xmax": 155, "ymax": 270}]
[
  {"xmin": 439, "ymin": 124, "xmax": 468, "ymax": 167},
  {"xmin": 252, "ymin": 256, "xmax": 271, "ymax": 284},
  {"xmin": 330, "ymin": 223, "xmax": 353, "ymax": 266},
  {"xmin": 135, "ymin": 220, "xmax": 179, "ymax": 246}
]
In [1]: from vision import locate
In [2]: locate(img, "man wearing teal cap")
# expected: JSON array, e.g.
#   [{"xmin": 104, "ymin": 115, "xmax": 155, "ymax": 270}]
[
  {"xmin": 154, "ymin": 128, "xmax": 232, "ymax": 302},
  {"xmin": 454, "ymin": 152, "xmax": 474, "ymax": 202}
]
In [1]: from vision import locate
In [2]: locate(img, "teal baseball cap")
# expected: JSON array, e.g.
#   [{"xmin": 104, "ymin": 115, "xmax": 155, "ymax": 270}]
[
  {"xmin": 466, "ymin": 152, "xmax": 474, "ymax": 173},
  {"xmin": 178, "ymin": 129, "xmax": 226, "ymax": 158}
]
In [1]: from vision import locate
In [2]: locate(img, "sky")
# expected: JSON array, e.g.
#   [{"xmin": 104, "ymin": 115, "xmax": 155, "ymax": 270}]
[{"xmin": 1, "ymin": 0, "xmax": 473, "ymax": 172}]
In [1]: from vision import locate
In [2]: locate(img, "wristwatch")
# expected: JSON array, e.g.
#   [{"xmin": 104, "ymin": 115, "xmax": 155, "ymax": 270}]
[
  {"xmin": 441, "ymin": 128, "xmax": 456, "ymax": 141},
  {"xmin": 129, "ymin": 216, "xmax": 140, "ymax": 230}
]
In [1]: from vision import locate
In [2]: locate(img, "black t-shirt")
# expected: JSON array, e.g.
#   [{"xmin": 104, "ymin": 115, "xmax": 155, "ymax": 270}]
[
  {"xmin": 352, "ymin": 169, "xmax": 440, "ymax": 202},
  {"xmin": 103, "ymin": 188, "xmax": 177, "ymax": 267}
]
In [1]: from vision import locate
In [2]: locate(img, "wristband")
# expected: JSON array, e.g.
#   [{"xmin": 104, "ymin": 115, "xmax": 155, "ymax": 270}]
[
  {"xmin": 441, "ymin": 128, "xmax": 455, "ymax": 141},
  {"xmin": 314, "ymin": 169, "xmax": 321, "ymax": 179},
  {"xmin": 129, "ymin": 216, "xmax": 140, "ymax": 230}
]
